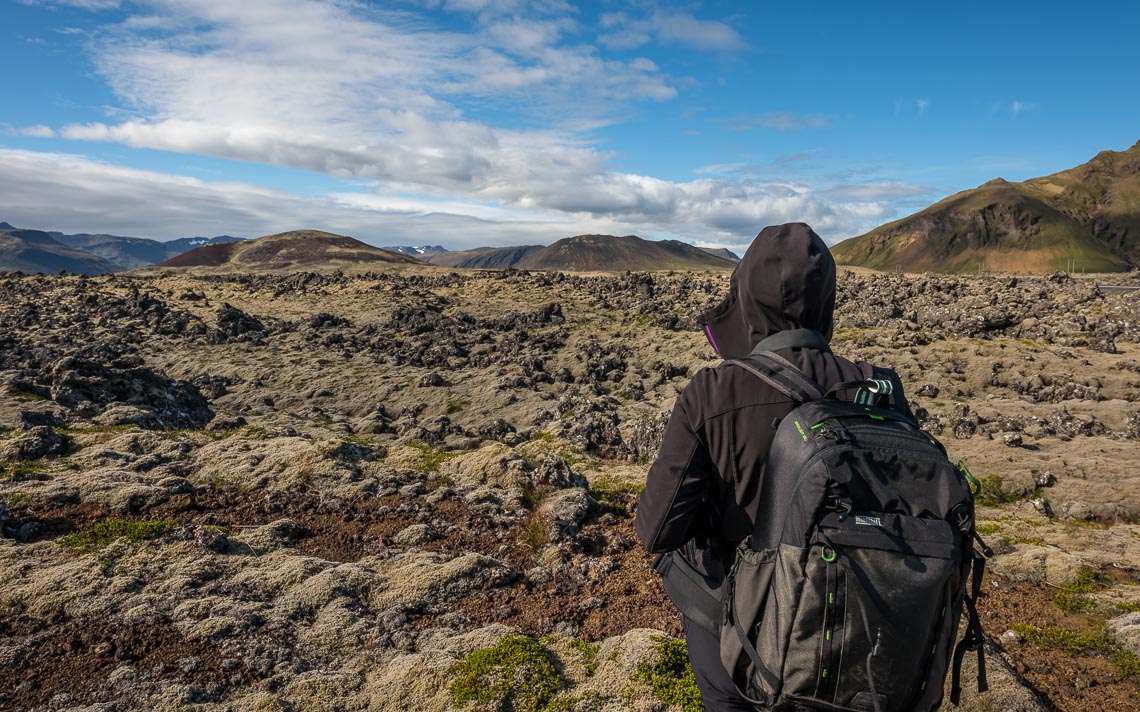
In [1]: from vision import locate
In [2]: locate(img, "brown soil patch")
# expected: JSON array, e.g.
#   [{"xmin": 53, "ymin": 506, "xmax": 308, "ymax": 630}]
[
  {"xmin": 979, "ymin": 572, "xmax": 1140, "ymax": 711},
  {"xmin": 0, "ymin": 614, "xmax": 294, "ymax": 710}
]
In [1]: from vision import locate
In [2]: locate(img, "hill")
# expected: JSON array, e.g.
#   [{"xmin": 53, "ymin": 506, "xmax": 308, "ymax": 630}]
[
  {"xmin": 157, "ymin": 230, "xmax": 420, "ymax": 270},
  {"xmin": 427, "ymin": 235, "xmax": 736, "ymax": 271},
  {"xmin": 0, "ymin": 228, "xmax": 120, "ymax": 275},
  {"xmin": 831, "ymin": 141, "xmax": 1140, "ymax": 273},
  {"xmin": 518, "ymin": 234, "xmax": 737, "ymax": 271},
  {"xmin": 425, "ymin": 245, "xmax": 544, "ymax": 269}
]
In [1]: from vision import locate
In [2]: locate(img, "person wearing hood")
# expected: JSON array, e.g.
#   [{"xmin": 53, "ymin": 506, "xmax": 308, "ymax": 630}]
[{"xmin": 634, "ymin": 223, "xmax": 912, "ymax": 711}]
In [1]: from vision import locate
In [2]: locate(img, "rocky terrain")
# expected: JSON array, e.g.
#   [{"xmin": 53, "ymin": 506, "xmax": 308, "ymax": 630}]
[
  {"xmin": 1, "ymin": 265, "xmax": 1138, "ymax": 711},
  {"xmin": 832, "ymin": 141, "xmax": 1140, "ymax": 273}
]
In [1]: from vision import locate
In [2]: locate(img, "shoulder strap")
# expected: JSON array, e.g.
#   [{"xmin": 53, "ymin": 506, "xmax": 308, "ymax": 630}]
[{"xmin": 727, "ymin": 351, "xmax": 823, "ymax": 403}]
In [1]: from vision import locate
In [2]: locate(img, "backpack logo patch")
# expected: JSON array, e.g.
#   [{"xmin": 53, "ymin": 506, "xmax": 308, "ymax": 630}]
[{"xmin": 854, "ymin": 515, "xmax": 882, "ymax": 527}]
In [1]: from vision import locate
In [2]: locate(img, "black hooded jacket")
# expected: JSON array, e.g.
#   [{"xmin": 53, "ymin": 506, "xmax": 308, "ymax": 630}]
[{"xmin": 634, "ymin": 223, "xmax": 911, "ymax": 578}]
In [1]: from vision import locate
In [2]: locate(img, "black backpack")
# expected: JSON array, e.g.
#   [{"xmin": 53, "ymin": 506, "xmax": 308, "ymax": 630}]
[{"xmin": 713, "ymin": 352, "xmax": 990, "ymax": 712}]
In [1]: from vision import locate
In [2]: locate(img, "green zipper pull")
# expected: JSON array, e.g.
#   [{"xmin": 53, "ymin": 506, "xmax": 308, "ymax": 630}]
[{"xmin": 956, "ymin": 460, "xmax": 982, "ymax": 497}]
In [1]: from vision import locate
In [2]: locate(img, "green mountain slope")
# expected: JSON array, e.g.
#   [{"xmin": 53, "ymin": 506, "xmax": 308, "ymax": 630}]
[{"xmin": 832, "ymin": 141, "xmax": 1140, "ymax": 273}]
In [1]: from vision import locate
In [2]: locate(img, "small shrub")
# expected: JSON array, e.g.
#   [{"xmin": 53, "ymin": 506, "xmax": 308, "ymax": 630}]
[
  {"xmin": 1052, "ymin": 567, "xmax": 1108, "ymax": 613},
  {"xmin": 58, "ymin": 518, "xmax": 175, "ymax": 553},
  {"xmin": 521, "ymin": 513, "xmax": 551, "ymax": 555},
  {"xmin": 446, "ymin": 400, "xmax": 469, "ymax": 414},
  {"xmin": 588, "ymin": 475, "xmax": 643, "ymax": 514},
  {"xmin": 448, "ymin": 634, "xmax": 565, "ymax": 711},
  {"xmin": 633, "ymin": 637, "xmax": 703, "ymax": 712}
]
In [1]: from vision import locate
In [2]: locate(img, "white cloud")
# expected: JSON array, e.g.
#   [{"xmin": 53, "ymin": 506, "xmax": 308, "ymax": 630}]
[
  {"xmin": 17, "ymin": 1, "xmax": 925, "ymax": 246},
  {"xmin": 0, "ymin": 147, "xmax": 622, "ymax": 247},
  {"xmin": 17, "ymin": 125, "xmax": 57, "ymax": 138},
  {"xmin": 19, "ymin": 0, "xmax": 121, "ymax": 9},
  {"xmin": 0, "ymin": 147, "xmax": 922, "ymax": 247},
  {"xmin": 916, "ymin": 98, "xmax": 930, "ymax": 116},
  {"xmin": 598, "ymin": 9, "xmax": 745, "ymax": 51}
]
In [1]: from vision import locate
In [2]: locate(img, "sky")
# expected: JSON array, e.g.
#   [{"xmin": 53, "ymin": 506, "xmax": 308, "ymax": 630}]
[{"xmin": 1, "ymin": 0, "xmax": 1137, "ymax": 253}]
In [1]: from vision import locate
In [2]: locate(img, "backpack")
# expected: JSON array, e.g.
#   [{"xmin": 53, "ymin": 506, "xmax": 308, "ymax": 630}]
[{"xmin": 715, "ymin": 351, "xmax": 991, "ymax": 712}]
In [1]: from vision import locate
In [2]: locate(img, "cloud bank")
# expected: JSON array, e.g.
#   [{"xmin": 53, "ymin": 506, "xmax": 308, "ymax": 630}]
[{"xmin": 12, "ymin": 0, "xmax": 932, "ymax": 248}]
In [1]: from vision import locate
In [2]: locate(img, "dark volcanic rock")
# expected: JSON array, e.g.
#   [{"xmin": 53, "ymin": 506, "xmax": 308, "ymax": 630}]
[
  {"xmin": 36, "ymin": 356, "xmax": 214, "ymax": 429},
  {"xmin": 623, "ymin": 411, "xmax": 669, "ymax": 461},
  {"xmin": 2, "ymin": 426, "xmax": 69, "ymax": 461},
  {"xmin": 207, "ymin": 304, "xmax": 266, "ymax": 344}
]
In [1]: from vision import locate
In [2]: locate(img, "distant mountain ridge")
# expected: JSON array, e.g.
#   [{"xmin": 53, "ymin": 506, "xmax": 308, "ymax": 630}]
[
  {"xmin": 0, "ymin": 222, "xmax": 246, "ymax": 272},
  {"xmin": 158, "ymin": 230, "xmax": 420, "ymax": 270},
  {"xmin": 383, "ymin": 245, "xmax": 448, "ymax": 256},
  {"xmin": 426, "ymin": 235, "xmax": 736, "ymax": 271},
  {"xmin": 832, "ymin": 141, "xmax": 1140, "ymax": 273},
  {"xmin": 50, "ymin": 232, "xmax": 245, "ymax": 270},
  {"xmin": 0, "ymin": 227, "xmax": 120, "ymax": 275}
]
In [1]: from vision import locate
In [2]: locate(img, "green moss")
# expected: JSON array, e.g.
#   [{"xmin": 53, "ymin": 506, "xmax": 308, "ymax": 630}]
[
  {"xmin": 567, "ymin": 638, "xmax": 600, "ymax": 676},
  {"xmin": 447, "ymin": 400, "xmax": 470, "ymax": 414},
  {"xmin": 448, "ymin": 634, "xmax": 566, "ymax": 711},
  {"xmin": 1114, "ymin": 649, "xmax": 1140, "ymax": 680},
  {"xmin": 0, "ymin": 461, "xmax": 42, "ymax": 481},
  {"xmin": 240, "ymin": 424, "xmax": 273, "ymax": 439},
  {"xmin": 1012, "ymin": 623, "xmax": 1139, "ymax": 681},
  {"xmin": 973, "ymin": 475, "xmax": 1022, "ymax": 507},
  {"xmin": 5, "ymin": 491, "xmax": 31, "ymax": 508},
  {"xmin": 544, "ymin": 691, "xmax": 607, "ymax": 712},
  {"xmin": 406, "ymin": 441, "xmax": 455, "ymax": 474},
  {"xmin": 209, "ymin": 474, "xmax": 247, "ymax": 494},
  {"xmin": 588, "ymin": 475, "xmax": 644, "ymax": 514},
  {"xmin": 1066, "ymin": 568, "xmax": 1107, "ymax": 594},
  {"xmin": 1052, "ymin": 568, "xmax": 1109, "ymax": 613},
  {"xmin": 1053, "ymin": 591, "xmax": 1097, "ymax": 613},
  {"xmin": 1114, "ymin": 601, "xmax": 1140, "ymax": 614},
  {"xmin": 974, "ymin": 522, "xmax": 1002, "ymax": 536},
  {"xmin": 4, "ymin": 386, "xmax": 47, "ymax": 402},
  {"xmin": 633, "ymin": 637, "xmax": 703, "ymax": 712},
  {"xmin": 58, "ymin": 518, "xmax": 175, "ymax": 553}
]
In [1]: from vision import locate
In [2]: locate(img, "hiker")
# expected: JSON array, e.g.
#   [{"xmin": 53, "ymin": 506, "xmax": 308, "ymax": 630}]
[{"xmin": 634, "ymin": 223, "xmax": 916, "ymax": 710}]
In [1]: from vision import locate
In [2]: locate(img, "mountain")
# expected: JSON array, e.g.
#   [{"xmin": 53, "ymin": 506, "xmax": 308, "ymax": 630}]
[
  {"xmin": 425, "ymin": 245, "xmax": 544, "ymax": 269},
  {"xmin": 157, "ymin": 230, "xmax": 420, "ymax": 270},
  {"xmin": 165, "ymin": 235, "xmax": 245, "ymax": 254},
  {"xmin": 832, "ymin": 141, "xmax": 1140, "ymax": 273},
  {"xmin": 698, "ymin": 246, "xmax": 740, "ymax": 261},
  {"xmin": 0, "ymin": 227, "xmax": 120, "ymax": 275},
  {"xmin": 49, "ymin": 232, "xmax": 245, "ymax": 270},
  {"xmin": 382, "ymin": 245, "xmax": 448, "ymax": 257},
  {"xmin": 426, "ymin": 235, "xmax": 737, "ymax": 271}
]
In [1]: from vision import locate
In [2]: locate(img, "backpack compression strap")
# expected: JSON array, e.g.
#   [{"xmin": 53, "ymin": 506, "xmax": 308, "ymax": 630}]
[
  {"xmin": 727, "ymin": 351, "xmax": 824, "ymax": 403},
  {"xmin": 950, "ymin": 550, "xmax": 990, "ymax": 705}
]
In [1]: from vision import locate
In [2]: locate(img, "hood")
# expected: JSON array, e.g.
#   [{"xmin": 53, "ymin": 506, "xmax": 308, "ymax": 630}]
[{"xmin": 699, "ymin": 223, "xmax": 836, "ymax": 359}]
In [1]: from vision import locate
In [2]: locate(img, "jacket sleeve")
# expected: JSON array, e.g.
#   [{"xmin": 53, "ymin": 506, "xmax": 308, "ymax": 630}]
[{"xmin": 634, "ymin": 384, "xmax": 718, "ymax": 554}]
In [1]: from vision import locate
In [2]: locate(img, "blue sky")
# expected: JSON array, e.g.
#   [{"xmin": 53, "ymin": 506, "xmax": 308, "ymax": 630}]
[{"xmin": 1, "ymin": 0, "xmax": 1137, "ymax": 252}]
